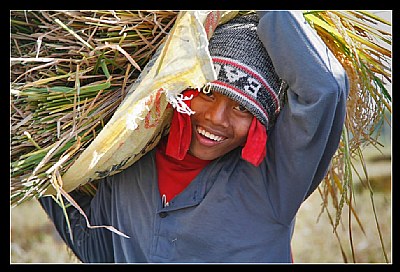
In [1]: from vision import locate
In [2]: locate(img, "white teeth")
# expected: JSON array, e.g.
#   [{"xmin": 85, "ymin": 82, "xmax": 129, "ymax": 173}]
[{"xmin": 197, "ymin": 127, "xmax": 224, "ymax": 142}]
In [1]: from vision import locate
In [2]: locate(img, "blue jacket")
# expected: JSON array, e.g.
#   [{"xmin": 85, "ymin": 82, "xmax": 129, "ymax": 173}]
[{"xmin": 39, "ymin": 11, "xmax": 349, "ymax": 263}]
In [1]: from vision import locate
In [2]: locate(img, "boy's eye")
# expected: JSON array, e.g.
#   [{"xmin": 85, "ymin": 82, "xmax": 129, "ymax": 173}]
[
  {"xmin": 235, "ymin": 104, "xmax": 249, "ymax": 113},
  {"xmin": 201, "ymin": 88, "xmax": 214, "ymax": 98}
]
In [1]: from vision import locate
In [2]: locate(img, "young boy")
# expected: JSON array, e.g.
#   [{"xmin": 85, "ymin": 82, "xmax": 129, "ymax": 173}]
[{"xmin": 39, "ymin": 11, "xmax": 349, "ymax": 263}]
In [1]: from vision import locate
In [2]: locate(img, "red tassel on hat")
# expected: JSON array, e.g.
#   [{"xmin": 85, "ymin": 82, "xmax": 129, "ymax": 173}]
[
  {"xmin": 241, "ymin": 117, "xmax": 267, "ymax": 167},
  {"xmin": 166, "ymin": 89, "xmax": 199, "ymax": 160}
]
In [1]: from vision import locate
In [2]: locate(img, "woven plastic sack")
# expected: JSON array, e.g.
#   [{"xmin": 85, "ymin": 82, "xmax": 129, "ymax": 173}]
[{"xmin": 44, "ymin": 11, "xmax": 238, "ymax": 195}]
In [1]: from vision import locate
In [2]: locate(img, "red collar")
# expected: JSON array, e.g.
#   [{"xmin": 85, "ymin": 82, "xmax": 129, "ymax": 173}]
[{"xmin": 156, "ymin": 138, "xmax": 211, "ymax": 203}]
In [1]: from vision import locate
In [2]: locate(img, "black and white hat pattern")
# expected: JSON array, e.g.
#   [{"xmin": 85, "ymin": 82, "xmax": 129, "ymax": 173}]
[{"xmin": 206, "ymin": 13, "xmax": 286, "ymax": 130}]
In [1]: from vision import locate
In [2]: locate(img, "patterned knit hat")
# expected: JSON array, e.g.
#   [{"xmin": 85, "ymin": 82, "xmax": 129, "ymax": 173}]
[{"xmin": 205, "ymin": 13, "xmax": 286, "ymax": 130}]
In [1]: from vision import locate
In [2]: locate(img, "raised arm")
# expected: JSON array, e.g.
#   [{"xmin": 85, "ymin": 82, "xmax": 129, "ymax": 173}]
[{"xmin": 257, "ymin": 11, "xmax": 349, "ymax": 224}]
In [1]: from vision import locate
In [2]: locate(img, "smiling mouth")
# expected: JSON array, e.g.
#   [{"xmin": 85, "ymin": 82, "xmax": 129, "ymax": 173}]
[{"xmin": 196, "ymin": 126, "xmax": 226, "ymax": 142}]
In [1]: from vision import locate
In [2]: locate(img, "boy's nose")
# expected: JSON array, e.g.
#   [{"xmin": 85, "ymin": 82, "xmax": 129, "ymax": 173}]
[{"xmin": 204, "ymin": 99, "xmax": 230, "ymax": 128}]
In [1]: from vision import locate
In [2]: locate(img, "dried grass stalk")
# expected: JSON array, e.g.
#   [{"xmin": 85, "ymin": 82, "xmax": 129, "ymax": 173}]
[{"xmin": 11, "ymin": 10, "xmax": 179, "ymax": 206}]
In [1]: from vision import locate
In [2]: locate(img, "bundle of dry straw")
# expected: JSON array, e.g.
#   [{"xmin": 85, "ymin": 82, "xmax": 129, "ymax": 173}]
[
  {"xmin": 302, "ymin": 10, "xmax": 391, "ymax": 262},
  {"xmin": 11, "ymin": 10, "xmax": 178, "ymax": 205},
  {"xmin": 10, "ymin": 10, "xmax": 391, "ymax": 262}
]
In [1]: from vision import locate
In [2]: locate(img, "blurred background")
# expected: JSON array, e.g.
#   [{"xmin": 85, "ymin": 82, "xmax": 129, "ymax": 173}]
[{"xmin": 10, "ymin": 10, "xmax": 392, "ymax": 264}]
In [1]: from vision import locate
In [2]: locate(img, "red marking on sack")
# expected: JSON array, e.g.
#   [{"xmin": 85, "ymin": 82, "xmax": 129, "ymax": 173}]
[
  {"xmin": 145, "ymin": 89, "xmax": 163, "ymax": 128},
  {"xmin": 204, "ymin": 11, "xmax": 221, "ymax": 39}
]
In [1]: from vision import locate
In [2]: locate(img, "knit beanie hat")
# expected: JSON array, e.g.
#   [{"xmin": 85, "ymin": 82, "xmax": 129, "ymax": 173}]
[
  {"xmin": 205, "ymin": 13, "xmax": 286, "ymax": 131},
  {"xmin": 166, "ymin": 13, "xmax": 287, "ymax": 166}
]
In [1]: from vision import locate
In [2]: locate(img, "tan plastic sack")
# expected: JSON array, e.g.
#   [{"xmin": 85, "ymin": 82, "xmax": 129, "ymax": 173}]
[{"xmin": 44, "ymin": 11, "xmax": 238, "ymax": 195}]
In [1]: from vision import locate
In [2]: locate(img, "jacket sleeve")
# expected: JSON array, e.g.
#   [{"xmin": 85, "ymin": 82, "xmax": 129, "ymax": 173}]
[
  {"xmin": 257, "ymin": 11, "xmax": 349, "ymax": 224},
  {"xmin": 38, "ymin": 177, "xmax": 115, "ymax": 263}
]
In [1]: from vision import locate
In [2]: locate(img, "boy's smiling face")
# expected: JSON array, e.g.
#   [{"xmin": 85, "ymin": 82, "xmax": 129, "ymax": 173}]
[{"xmin": 188, "ymin": 90, "xmax": 253, "ymax": 161}]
